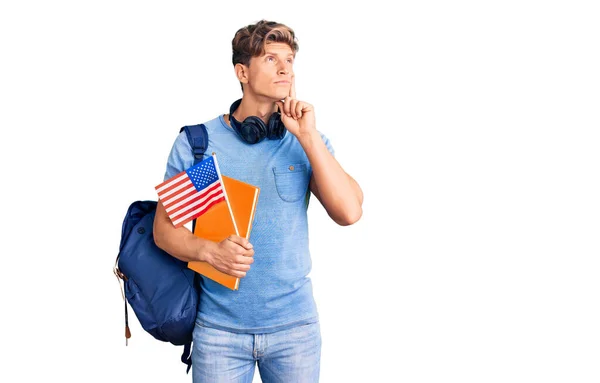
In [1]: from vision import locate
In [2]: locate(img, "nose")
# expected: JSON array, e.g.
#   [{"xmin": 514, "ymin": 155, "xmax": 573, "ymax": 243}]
[{"xmin": 277, "ymin": 63, "xmax": 289, "ymax": 75}]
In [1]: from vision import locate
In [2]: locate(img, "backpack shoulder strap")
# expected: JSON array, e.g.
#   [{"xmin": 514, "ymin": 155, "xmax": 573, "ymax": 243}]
[
  {"xmin": 179, "ymin": 123, "xmax": 209, "ymax": 236},
  {"xmin": 180, "ymin": 124, "xmax": 209, "ymax": 165}
]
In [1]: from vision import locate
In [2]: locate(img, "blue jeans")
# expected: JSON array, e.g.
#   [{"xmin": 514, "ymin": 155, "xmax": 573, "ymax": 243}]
[{"xmin": 191, "ymin": 320, "xmax": 322, "ymax": 382}]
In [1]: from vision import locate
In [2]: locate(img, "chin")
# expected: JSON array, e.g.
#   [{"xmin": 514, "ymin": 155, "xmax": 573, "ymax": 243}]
[
  {"xmin": 254, "ymin": 89, "xmax": 288, "ymax": 103},
  {"xmin": 268, "ymin": 89, "xmax": 289, "ymax": 101}
]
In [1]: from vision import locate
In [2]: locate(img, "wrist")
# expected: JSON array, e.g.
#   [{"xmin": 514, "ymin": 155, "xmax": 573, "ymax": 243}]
[
  {"xmin": 195, "ymin": 238, "xmax": 215, "ymax": 263},
  {"xmin": 297, "ymin": 129, "xmax": 320, "ymax": 148}
]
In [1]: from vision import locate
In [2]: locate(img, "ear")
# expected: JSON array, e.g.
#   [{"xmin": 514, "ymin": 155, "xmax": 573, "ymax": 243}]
[{"xmin": 234, "ymin": 63, "xmax": 249, "ymax": 84}]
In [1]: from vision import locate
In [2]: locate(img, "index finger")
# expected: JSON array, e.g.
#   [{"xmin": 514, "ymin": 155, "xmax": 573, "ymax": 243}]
[
  {"xmin": 227, "ymin": 235, "xmax": 253, "ymax": 250},
  {"xmin": 289, "ymin": 75, "xmax": 296, "ymax": 99}
]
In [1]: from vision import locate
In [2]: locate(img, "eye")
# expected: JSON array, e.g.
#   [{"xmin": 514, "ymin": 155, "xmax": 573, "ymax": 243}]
[
  {"xmin": 267, "ymin": 56, "xmax": 275, "ymax": 62},
  {"xmin": 286, "ymin": 59, "xmax": 293, "ymax": 64}
]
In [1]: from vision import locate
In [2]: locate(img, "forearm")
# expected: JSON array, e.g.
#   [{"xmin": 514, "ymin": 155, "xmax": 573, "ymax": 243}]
[
  {"xmin": 299, "ymin": 130, "xmax": 363, "ymax": 225},
  {"xmin": 153, "ymin": 204, "xmax": 216, "ymax": 263}
]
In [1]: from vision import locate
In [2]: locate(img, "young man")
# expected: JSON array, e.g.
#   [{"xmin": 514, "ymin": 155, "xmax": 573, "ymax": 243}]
[{"xmin": 154, "ymin": 20, "xmax": 363, "ymax": 382}]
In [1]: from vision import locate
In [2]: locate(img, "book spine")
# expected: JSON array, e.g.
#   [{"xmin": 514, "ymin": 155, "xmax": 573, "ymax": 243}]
[{"xmin": 211, "ymin": 153, "xmax": 239, "ymax": 236}]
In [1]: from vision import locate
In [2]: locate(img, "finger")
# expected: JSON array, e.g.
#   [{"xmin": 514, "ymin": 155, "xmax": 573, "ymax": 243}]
[
  {"xmin": 295, "ymin": 102, "xmax": 304, "ymax": 119},
  {"xmin": 290, "ymin": 99, "xmax": 298, "ymax": 119},
  {"xmin": 276, "ymin": 101, "xmax": 290, "ymax": 121},
  {"xmin": 289, "ymin": 75, "xmax": 296, "ymax": 99},
  {"xmin": 283, "ymin": 96, "xmax": 293, "ymax": 116},
  {"xmin": 236, "ymin": 253, "xmax": 254, "ymax": 264},
  {"xmin": 235, "ymin": 254, "xmax": 253, "ymax": 264},
  {"xmin": 227, "ymin": 235, "xmax": 253, "ymax": 250},
  {"xmin": 230, "ymin": 270, "xmax": 247, "ymax": 278},
  {"xmin": 275, "ymin": 101, "xmax": 285, "ymax": 115},
  {"xmin": 233, "ymin": 263, "xmax": 251, "ymax": 272}
]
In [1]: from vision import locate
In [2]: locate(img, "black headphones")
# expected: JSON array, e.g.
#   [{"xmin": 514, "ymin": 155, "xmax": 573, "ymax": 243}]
[{"xmin": 228, "ymin": 98, "xmax": 287, "ymax": 144}]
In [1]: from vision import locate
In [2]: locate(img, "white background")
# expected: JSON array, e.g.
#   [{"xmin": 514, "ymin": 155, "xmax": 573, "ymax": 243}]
[{"xmin": 1, "ymin": 1, "xmax": 599, "ymax": 382}]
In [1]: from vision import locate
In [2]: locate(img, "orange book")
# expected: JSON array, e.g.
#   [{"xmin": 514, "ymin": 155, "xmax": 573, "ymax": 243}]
[{"xmin": 188, "ymin": 175, "xmax": 260, "ymax": 290}]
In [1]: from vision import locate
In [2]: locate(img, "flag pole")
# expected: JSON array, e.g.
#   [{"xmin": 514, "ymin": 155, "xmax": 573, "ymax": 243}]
[{"xmin": 211, "ymin": 152, "xmax": 239, "ymax": 236}]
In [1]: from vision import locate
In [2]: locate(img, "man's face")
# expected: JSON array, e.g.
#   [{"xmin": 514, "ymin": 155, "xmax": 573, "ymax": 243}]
[{"xmin": 245, "ymin": 42, "xmax": 294, "ymax": 100}]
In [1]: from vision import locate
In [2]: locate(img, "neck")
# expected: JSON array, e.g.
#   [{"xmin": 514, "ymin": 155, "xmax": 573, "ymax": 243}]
[{"xmin": 232, "ymin": 94, "xmax": 279, "ymax": 124}]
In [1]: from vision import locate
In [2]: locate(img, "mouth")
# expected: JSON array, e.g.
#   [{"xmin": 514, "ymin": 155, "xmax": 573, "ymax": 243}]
[{"xmin": 274, "ymin": 81, "xmax": 290, "ymax": 84}]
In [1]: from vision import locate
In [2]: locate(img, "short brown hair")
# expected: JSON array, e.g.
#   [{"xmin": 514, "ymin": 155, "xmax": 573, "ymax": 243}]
[{"xmin": 232, "ymin": 19, "xmax": 299, "ymax": 68}]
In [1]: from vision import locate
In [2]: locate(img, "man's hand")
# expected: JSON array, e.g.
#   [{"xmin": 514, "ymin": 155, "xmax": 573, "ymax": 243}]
[
  {"xmin": 205, "ymin": 235, "xmax": 255, "ymax": 278},
  {"xmin": 275, "ymin": 76, "xmax": 316, "ymax": 139}
]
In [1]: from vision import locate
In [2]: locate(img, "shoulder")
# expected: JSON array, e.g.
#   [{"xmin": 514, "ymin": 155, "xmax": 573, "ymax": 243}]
[
  {"xmin": 201, "ymin": 114, "xmax": 229, "ymax": 136},
  {"xmin": 163, "ymin": 115, "xmax": 223, "ymax": 181}
]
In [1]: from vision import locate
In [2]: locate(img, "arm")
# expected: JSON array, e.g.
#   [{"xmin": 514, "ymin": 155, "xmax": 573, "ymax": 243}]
[
  {"xmin": 275, "ymin": 78, "xmax": 363, "ymax": 226},
  {"xmin": 153, "ymin": 200, "xmax": 213, "ymax": 263},
  {"xmin": 156, "ymin": 133, "xmax": 254, "ymax": 277},
  {"xmin": 302, "ymin": 132, "xmax": 363, "ymax": 226},
  {"xmin": 153, "ymin": 194, "xmax": 255, "ymax": 279}
]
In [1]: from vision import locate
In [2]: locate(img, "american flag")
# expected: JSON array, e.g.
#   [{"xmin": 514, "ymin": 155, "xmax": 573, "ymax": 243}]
[{"xmin": 155, "ymin": 155, "xmax": 226, "ymax": 228}]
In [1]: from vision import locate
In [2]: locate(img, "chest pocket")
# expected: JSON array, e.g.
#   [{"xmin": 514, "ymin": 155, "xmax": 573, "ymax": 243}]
[{"xmin": 273, "ymin": 163, "xmax": 310, "ymax": 202}]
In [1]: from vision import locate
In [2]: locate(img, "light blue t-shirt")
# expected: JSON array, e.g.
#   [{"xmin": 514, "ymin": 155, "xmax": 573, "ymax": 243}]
[{"xmin": 164, "ymin": 114, "xmax": 334, "ymax": 334}]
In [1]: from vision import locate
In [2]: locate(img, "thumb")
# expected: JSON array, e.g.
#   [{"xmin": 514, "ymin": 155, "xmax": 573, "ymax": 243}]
[{"xmin": 275, "ymin": 101, "xmax": 285, "ymax": 115}]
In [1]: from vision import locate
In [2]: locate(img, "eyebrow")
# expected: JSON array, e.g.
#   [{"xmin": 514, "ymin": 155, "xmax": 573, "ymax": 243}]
[{"xmin": 264, "ymin": 52, "xmax": 295, "ymax": 58}]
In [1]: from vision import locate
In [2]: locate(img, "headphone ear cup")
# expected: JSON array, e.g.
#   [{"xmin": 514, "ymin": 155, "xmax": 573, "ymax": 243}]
[
  {"xmin": 240, "ymin": 116, "xmax": 268, "ymax": 144},
  {"xmin": 267, "ymin": 112, "xmax": 286, "ymax": 140}
]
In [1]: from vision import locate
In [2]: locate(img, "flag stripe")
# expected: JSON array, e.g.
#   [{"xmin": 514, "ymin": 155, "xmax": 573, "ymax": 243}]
[
  {"xmin": 155, "ymin": 171, "xmax": 187, "ymax": 192},
  {"xmin": 159, "ymin": 179, "xmax": 194, "ymax": 200},
  {"xmin": 165, "ymin": 182, "xmax": 222, "ymax": 213},
  {"xmin": 173, "ymin": 195, "xmax": 225, "ymax": 227},
  {"xmin": 162, "ymin": 187, "xmax": 197, "ymax": 210},
  {"xmin": 167, "ymin": 184, "xmax": 223, "ymax": 218},
  {"xmin": 162, "ymin": 184, "xmax": 196, "ymax": 206},
  {"xmin": 157, "ymin": 175, "xmax": 193, "ymax": 197}
]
